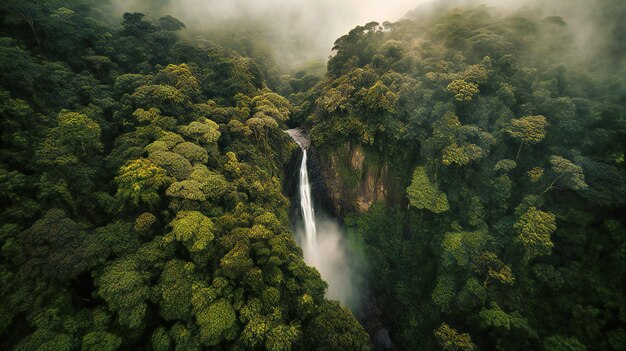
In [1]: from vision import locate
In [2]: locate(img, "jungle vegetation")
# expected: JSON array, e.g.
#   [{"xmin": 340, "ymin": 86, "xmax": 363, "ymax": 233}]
[{"xmin": 0, "ymin": 0, "xmax": 624, "ymax": 350}]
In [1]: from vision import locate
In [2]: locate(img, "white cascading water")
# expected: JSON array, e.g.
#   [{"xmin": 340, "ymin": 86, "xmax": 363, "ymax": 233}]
[
  {"xmin": 299, "ymin": 149, "xmax": 317, "ymax": 250},
  {"xmin": 286, "ymin": 128, "xmax": 357, "ymax": 308}
]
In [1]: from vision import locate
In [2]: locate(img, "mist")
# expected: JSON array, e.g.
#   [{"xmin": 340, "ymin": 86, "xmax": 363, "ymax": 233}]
[
  {"xmin": 110, "ymin": 0, "xmax": 428, "ymax": 70},
  {"xmin": 297, "ymin": 215, "xmax": 363, "ymax": 310},
  {"xmin": 108, "ymin": 0, "xmax": 618, "ymax": 73}
]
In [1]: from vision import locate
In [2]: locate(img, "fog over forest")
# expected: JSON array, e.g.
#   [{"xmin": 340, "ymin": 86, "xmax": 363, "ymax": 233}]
[
  {"xmin": 109, "ymin": 0, "xmax": 619, "ymax": 71},
  {"xmin": 110, "ymin": 0, "xmax": 426, "ymax": 69}
]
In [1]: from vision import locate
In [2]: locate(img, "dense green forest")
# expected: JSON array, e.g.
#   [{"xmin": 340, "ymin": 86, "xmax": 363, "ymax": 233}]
[{"xmin": 0, "ymin": 0, "xmax": 624, "ymax": 350}]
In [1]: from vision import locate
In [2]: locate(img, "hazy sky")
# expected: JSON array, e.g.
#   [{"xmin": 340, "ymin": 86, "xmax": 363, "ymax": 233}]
[
  {"xmin": 113, "ymin": 0, "xmax": 430, "ymax": 68},
  {"xmin": 110, "ymin": 0, "xmax": 605, "ymax": 70}
]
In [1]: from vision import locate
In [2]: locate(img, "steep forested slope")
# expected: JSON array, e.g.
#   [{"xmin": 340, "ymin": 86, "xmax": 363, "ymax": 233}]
[
  {"xmin": 0, "ymin": 1, "xmax": 369, "ymax": 350},
  {"xmin": 293, "ymin": 2, "xmax": 626, "ymax": 350}
]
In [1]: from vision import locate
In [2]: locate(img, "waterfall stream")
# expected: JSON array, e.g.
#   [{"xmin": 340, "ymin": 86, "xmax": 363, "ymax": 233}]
[
  {"xmin": 299, "ymin": 149, "xmax": 317, "ymax": 251},
  {"xmin": 286, "ymin": 128, "xmax": 356, "ymax": 307}
]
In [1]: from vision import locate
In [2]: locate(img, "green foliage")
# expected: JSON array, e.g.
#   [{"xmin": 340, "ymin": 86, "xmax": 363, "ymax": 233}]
[
  {"xmin": 514, "ymin": 207, "xmax": 557, "ymax": 260},
  {"xmin": 302, "ymin": 301, "xmax": 370, "ymax": 351},
  {"xmin": 96, "ymin": 258, "xmax": 149, "ymax": 329},
  {"xmin": 364, "ymin": 80, "xmax": 397, "ymax": 112},
  {"xmin": 447, "ymin": 79, "xmax": 479, "ymax": 101},
  {"xmin": 0, "ymin": 2, "xmax": 623, "ymax": 350},
  {"xmin": 156, "ymin": 260, "xmax": 194, "ymax": 321},
  {"xmin": 179, "ymin": 118, "xmax": 221, "ymax": 145},
  {"xmin": 506, "ymin": 115, "xmax": 548, "ymax": 145},
  {"xmin": 407, "ymin": 167, "xmax": 449, "ymax": 213},
  {"xmin": 432, "ymin": 275, "xmax": 457, "ymax": 311},
  {"xmin": 194, "ymin": 298, "xmax": 237, "ymax": 346},
  {"xmin": 303, "ymin": 3, "xmax": 626, "ymax": 350},
  {"xmin": 115, "ymin": 158, "xmax": 172, "ymax": 209},
  {"xmin": 544, "ymin": 335, "xmax": 586, "ymax": 351},
  {"xmin": 81, "ymin": 332, "xmax": 122, "ymax": 351},
  {"xmin": 548, "ymin": 155, "xmax": 588, "ymax": 191},
  {"xmin": 148, "ymin": 151, "xmax": 193, "ymax": 180},
  {"xmin": 434, "ymin": 323, "xmax": 476, "ymax": 351},
  {"xmin": 37, "ymin": 110, "xmax": 102, "ymax": 167},
  {"xmin": 166, "ymin": 211, "xmax": 214, "ymax": 252}
]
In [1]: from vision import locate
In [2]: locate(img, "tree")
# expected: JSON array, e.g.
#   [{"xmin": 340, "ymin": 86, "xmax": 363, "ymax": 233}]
[
  {"xmin": 364, "ymin": 80, "xmax": 397, "ymax": 112},
  {"xmin": 193, "ymin": 293, "xmax": 237, "ymax": 347},
  {"xmin": 442, "ymin": 142, "xmax": 485, "ymax": 166},
  {"xmin": 95, "ymin": 258, "xmax": 150, "ymax": 329},
  {"xmin": 514, "ymin": 207, "xmax": 557, "ymax": 260},
  {"xmin": 132, "ymin": 84, "xmax": 186, "ymax": 116},
  {"xmin": 18, "ymin": 208, "xmax": 90, "ymax": 282},
  {"xmin": 407, "ymin": 167, "xmax": 449, "ymax": 213},
  {"xmin": 156, "ymin": 260, "xmax": 195, "ymax": 321},
  {"xmin": 115, "ymin": 158, "xmax": 172, "ymax": 209},
  {"xmin": 447, "ymin": 79, "xmax": 479, "ymax": 101},
  {"xmin": 166, "ymin": 211, "xmax": 214, "ymax": 252},
  {"xmin": 37, "ymin": 110, "xmax": 102, "ymax": 168},
  {"xmin": 544, "ymin": 335, "xmax": 586, "ymax": 351},
  {"xmin": 148, "ymin": 151, "xmax": 193, "ymax": 180},
  {"xmin": 134, "ymin": 212, "xmax": 156, "ymax": 237},
  {"xmin": 158, "ymin": 15, "xmax": 186, "ymax": 31},
  {"xmin": 542, "ymin": 155, "xmax": 588, "ymax": 194},
  {"xmin": 132, "ymin": 107, "xmax": 176, "ymax": 131},
  {"xmin": 434, "ymin": 323, "xmax": 476, "ymax": 351},
  {"xmin": 472, "ymin": 251, "xmax": 515, "ymax": 287},
  {"xmin": 301, "ymin": 301, "xmax": 370, "ymax": 351},
  {"xmin": 81, "ymin": 332, "xmax": 122, "ymax": 351},
  {"xmin": 121, "ymin": 12, "xmax": 156, "ymax": 38},
  {"xmin": 82, "ymin": 54, "xmax": 112, "ymax": 80},
  {"xmin": 1, "ymin": 0, "xmax": 49, "ymax": 45},
  {"xmin": 179, "ymin": 118, "xmax": 221, "ymax": 145},
  {"xmin": 172, "ymin": 142, "xmax": 208, "ymax": 164},
  {"xmin": 506, "ymin": 115, "xmax": 548, "ymax": 160},
  {"xmin": 433, "ymin": 273, "xmax": 458, "ymax": 312},
  {"xmin": 154, "ymin": 64, "xmax": 200, "ymax": 99}
]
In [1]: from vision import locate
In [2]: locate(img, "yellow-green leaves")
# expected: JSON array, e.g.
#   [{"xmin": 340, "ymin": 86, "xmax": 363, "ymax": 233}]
[
  {"xmin": 167, "ymin": 211, "xmax": 214, "ymax": 252},
  {"xmin": 441, "ymin": 228, "xmax": 490, "ymax": 268},
  {"xmin": 115, "ymin": 158, "xmax": 172, "ymax": 208},
  {"xmin": 195, "ymin": 298, "xmax": 237, "ymax": 346},
  {"xmin": 434, "ymin": 323, "xmax": 476, "ymax": 351},
  {"xmin": 172, "ymin": 142, "xmax": 208, "ymax": 164},
  {"xmin": 220, "ymin": 242, "xmax": 253, "ymax": 279},
  {"xmin": 432, "ymin": 274, "xmax": 456, "ymax": 310},
  {"xmin": 156, "ymin": 260, "xmax": 195, "ymax": 321},
  {"xmin": 548, "ymin": 155, "xmax": 587, "ymax": 191},
  {"xmin": 528, "ymin": 167, "xmax": 544, "ymax": 182},
  {"xmin": 514, "ymin": 207, "xmax": 557, "ymax": 260},
  {"xmin": 506, "ymin": 115, "xmax": 548, "ymax": 145},
  {"xmin": 472, "ymin": 251, "xmax": 515, "ymax": 287},
  {"xmin": 407, "ymin": 167, "xmax": 449, "ymax": 213},
  {"xmin": 364, "ymin": 80, "xmax": 398, "ymax": 112},
  {"xmin": 179, "ymin": 117, "xmax": 221, "ymax": 145},
  {"xmin": 37, "ymin": 110, "xmax": 102, "ymax": 167},
  {"xmin": 447, "ymin": 79, "xmax": 479, "ymax": 101},
  {"xmin": 442, "ymin": 142, "xmax": 485, "ymax": 166},
  {"xmin": 154, "ymin": 63, "xmax": 201, "ymax": 98},
  {"xmin": 96, "ymin": 259, "xmax": 149, "ymax": 329}
]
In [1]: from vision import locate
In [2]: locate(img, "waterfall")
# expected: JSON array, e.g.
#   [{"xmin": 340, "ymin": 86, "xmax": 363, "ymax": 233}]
[
  {"xmin": 299, "ymin": 149, "xmax": 317, "ymax": 251},
  {"xmin": 286, "ymin": 128, "xmax": 357, "ymax": 307}
]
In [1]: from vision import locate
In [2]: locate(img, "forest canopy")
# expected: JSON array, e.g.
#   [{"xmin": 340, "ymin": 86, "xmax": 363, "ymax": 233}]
[{"xmin": 0, "ymin": 0, "xmax": 625, "ymax": 350}]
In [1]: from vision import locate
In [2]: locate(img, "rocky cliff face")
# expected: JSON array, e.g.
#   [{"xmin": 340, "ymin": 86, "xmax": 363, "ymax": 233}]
[{"xmin": 313, "ymin": 143, "xmax": 407, "ymax": 217}]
